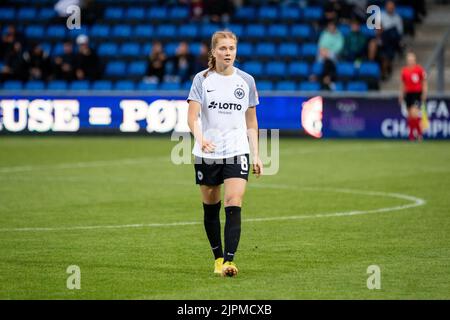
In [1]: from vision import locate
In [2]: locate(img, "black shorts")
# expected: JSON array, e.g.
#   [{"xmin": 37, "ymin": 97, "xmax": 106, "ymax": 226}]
[
  {"xmin": 404, "ymin": 92, "xmax": 422, "ymax": 108},
  {"xmin": 194, "ymin": 154, "xmax": 250, "ymax": 186}
]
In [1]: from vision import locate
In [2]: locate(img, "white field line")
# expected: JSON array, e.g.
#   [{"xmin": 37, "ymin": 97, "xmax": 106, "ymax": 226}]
[{"xmin": 0, "ymin": 186, "xmax": 426, "ymax": 233}]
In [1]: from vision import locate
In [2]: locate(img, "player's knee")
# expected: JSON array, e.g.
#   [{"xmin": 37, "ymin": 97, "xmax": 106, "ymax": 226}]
[{"xmin": 224, "ymin": 195, "xmax": 242, "ymax": 207}]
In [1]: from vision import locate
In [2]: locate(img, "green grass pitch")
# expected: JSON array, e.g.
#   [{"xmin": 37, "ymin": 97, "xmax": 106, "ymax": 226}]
[{"xmin": 0, "ymin": 136, "xmax": 449, "ymax": 299}]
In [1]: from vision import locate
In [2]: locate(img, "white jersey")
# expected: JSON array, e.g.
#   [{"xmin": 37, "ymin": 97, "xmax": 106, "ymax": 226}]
[{"xmin": 187, "ymin": 67, "xmax": 259, "ymax": 159}]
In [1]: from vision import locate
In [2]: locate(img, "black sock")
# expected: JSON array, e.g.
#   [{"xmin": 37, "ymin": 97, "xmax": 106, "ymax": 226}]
[
  {"xmin": 224, "ymin": 206, "xmax": 241, "ymax": 262},
  {"xmin": 203, "ymin": 201, "xmax": 223, "ymax": 260}
]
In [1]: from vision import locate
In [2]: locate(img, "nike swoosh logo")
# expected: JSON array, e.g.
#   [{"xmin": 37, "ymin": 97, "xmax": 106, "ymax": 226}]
[{"xmin": 207, "ymin": 89, "xmax": 215, "ymax": 92}]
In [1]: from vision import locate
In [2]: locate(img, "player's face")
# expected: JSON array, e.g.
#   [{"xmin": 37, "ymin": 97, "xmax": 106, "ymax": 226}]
[
  {"xmin": 407, "ymin": 54, "xmax": 416, "ymax": 66},
  {"xmin": 213, "ymin": 38, "xmax": 236, "ymax": 68}
]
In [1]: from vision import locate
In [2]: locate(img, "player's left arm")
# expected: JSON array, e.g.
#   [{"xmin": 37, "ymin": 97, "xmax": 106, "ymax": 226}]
[{"xmin": 246, "ymin": 107, "xmax": 263, "ymax": 177}]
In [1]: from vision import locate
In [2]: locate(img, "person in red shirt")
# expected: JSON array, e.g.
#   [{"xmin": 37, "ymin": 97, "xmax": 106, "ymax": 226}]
[{"xmin": 399, "ymin": 52, "xmax": 428, "ymax": 141}]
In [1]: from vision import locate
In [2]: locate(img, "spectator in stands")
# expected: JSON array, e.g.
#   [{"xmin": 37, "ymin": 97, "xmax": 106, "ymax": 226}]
[
  {"xmin": 190, "ymin": 0, "xmax": 204, "ymax": 21},
  {"xmin": 323, "ymin": 0, "xmax": 349, "ymax": 25},
  {"xmin": 0, "ymin": 25, "xmax": 25, "ymax": 62},
  {"xmin": 194, "ymin": 43, "xmax": 209, "ymax": 73},
  {"xmin": 168, "ymin": 41, "xmax": 195, "ymax": 83},
  {"xmin": 145, "ymin": 41, "xmax": 167, "ymax": 83},
  {"xmin": 317, "ymin": 21, "xmax": 344, "ymax": 62},
  {"xmin": 0, "ymin": 41, "xmax": 27, "ymax": 81},
  {"xmin": 341, "ymin": 20, "xmax": 367, "ymax": 62},
  {"xmin": 23, "ymin": 43, "xmax": 52, "ymax": 81},
  {"xmin": 367, "ymin": 28, "xmax": 393, "ymax": 80},
  {"xmin": 380, "ymin": 0, "xmax": 404, "ymax": 56},
  {"xmin": 74, "ymin": 34, "xmax": 101, "ymax": 80},
  {"xmin": 53, "ymin": 40, "xmax": 76, "ymax": 81},
  {"xmin": 203, "ymin": 0, "xmax": 235, "ymax": 23}
]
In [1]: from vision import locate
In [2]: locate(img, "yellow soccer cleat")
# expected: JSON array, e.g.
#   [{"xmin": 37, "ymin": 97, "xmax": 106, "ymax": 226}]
[
  {"xmin": 222, "ymin": 261, "xmax": 238, "ymax": 277},
  {"xmin": 214, "ymin": 258, "xmax": 224, "ymax": 274}
]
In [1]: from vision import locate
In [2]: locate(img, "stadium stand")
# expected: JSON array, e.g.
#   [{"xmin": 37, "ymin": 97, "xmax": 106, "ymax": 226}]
[{"xmin": 0, "ymin": 0, "xmax": 422, "ymax": 92}]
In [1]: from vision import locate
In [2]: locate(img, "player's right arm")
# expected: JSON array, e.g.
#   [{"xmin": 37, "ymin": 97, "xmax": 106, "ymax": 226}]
[{"xmin": 187, "ymin": 100, "xmax": 216, "ymax": 153}]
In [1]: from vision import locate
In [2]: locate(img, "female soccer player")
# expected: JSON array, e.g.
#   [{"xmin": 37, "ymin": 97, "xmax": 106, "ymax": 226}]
[
  {"xmin": 399, "ymin": 51, "xmax": 428, "ymax": 141},
  {"xmin": 187, "ymin": 30, "xmax": 263, "ymax": 277}
]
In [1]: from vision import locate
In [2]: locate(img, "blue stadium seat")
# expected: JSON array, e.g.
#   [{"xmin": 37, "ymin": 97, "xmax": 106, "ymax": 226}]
[
  {"xmin": 200, "ymin": 24, "xmax": 221, "ymax": 38},
  {"xmin": 67, "ymin": 26, "xmax": 88, "ymax": 39},
  {"xmin": 338, "ymin": 24, "xmax": 351, "ymax": 36},
  {"xmin": 0, "ymin": 8, "xmax": 15, "ymax": 21},
  {"xmin": 360, "ymin": 25, "xmax": 376, "ymax": 38},
  {"xmin": 238, "ymin": 42, "xmax": 252, "ymax": 57},
  {"xmin": 258, "ymin": 6, "xmax": 278, "ymax": 20},
  {"xmin": 98, "ymin": 43, "xmax": 118, "ymax": 57},
  {"xmin": 346, "ymin": 81, "xmax": 368, "ymax": 92},
  {"xmin": 333, "ymin": 82, "xmax": 345, "ymax": 92},
  {"xmin": 51, "ymin": 43, "xmax": 64, "ymax": 56},
  {"xmin": 242, "ymin": 61, "xmax": 263, "ymax": 77},
  {"xmin": 299, "ymin": 81, "xmax": 321, "ymax": 91},
  {"xmin": 256, "ymin": 43, "xmax": 276, "ymax": 57},
  {"xmin": 235, "ymin": 7, "xmax": 255, "ymax": 21},
  {"xmin": 126, "ymin": 7, "xmax": 145, "ymax": 20},
  {"xmin": 311, "ymin": 62, "xmax": 323, "ymax": 75},
  {"xmin": 142, "ymin": 43, "xmax": 152, "ymax": 55},
  {"xmin": 39, "ymin": 8, "xmax": 56, "ymax": 20},
  {"xmin": 225, "ymin": 24, "xmax": 243, "ymax": 37},
  {"xmin": 148, "ymin": 7, "xmax": 167, "ymax": 20},
  {"xmin": 92, "ymin": 80, "xmax": 113, "ymax": 90},
  {"xmin": 301, "ymin": 43, "xmax": 318, "ymax": 58},
  {"xmin": 291, "ymin": 24, "xmax": 313, "ymax": 40},
  {"xmin": 119, "ymin": 43, "xmax": 141, "ymax": 57},
  {"xmin": 280, "ymin": 6, "xmax": 301, "ymax": 20},
  {"xmin": 337, "ymin": 62, "xmax": 356, "ymax": 79},
  {"xmin": 46, "ymin": 25, "xmax": 66, "ymax": 39},
  {"xmin": 18, "ymin": 8, "xmax": 37, "ymax": 20},
  {"xmin": 40, "ymin": 43, "xmax": 52, "ymax": 55},
  {"xmin": 246, "ymin": 25, "xmax": 266, "ymax": 38},
  {"xmin": 26, "ymin": 25, "xmax": 45, "ymax": 39},
  {"xmin": 258, "ymin": 81, "xmax": 273, "ymax": 90},
  {"xmin": 128, "ymin": 61, "xmax": 147, "ymax": 76},
  {"xmin": 104, "ymin": 7, "xmax": 124, "ymax": 20},
  {"xmin": 90, "ymin": 25, "xmax": 110, "ymax": 38},
  {"xmin": 112, "ymin": 25, "xmax": 132, "ymax": 38},
  {"xmin": 105, "ymin": 61, "xmax": 127, "ymax": 76},
  {"xmin": 303, "ymin": 7, "xmax": 323, "ymax": 21},
  {"xmin": 275, "ymin": 81, "xmax": 297, "ymax": 91},
  {"xmin": 137, "ymin": 82, "xmax": 158, "ymax": 91},
  {"xmin": 397, "ymin": 6, "xmax": 414, "ymax": 21},
  {"xmin": 165, "ymin": 42, "xmax": 179, "ymax": 56},
  {"xmin": 266, "ymin": 61, "xmax": 286, "ymax": 77},
  {"xmin": 134, "ymin": 25, "xmax": 154, "ymax": 39},
  {"xmin": 160, "ymin": 82, "xmax": 180, "ymax": 90},
  {"xmin": 268, "ymin": 25, "xmax": 288, "ymax": 38},
  {"xmin": 278, "ymin": 43, "xmax": 299, "ymax": 57},
  {"xmin": 358, "ymin": 61, "xmax": 381, "ymax": 79},
  {"xmin": 169, "ymin": 6, "xmax": 189, "ymax": 20},
  {"xmin": 114, "ymin": 80, "xmax": 135, "ymax": 90},
  {"xmin": 47, "ymin": 81, "xmax": 68, "ymax": 90},
  {"xmin": 156, "ymin": 25, "xmax": 177, "ymax": 38},
  {"xmin": 289, "ymin": 62, "xmax": 309, "ymax": 77},
  {"xmin": 69, "ymin": 81, "xmax": 90, "ymax": 90},
  {"xmin": 2, "ymin": 80, "xmax": 22, "ymax": 90},
  {"xmin": 25, "ymin": 81, "xmax": 45, "ymax": 91},
  {"xmin": 179, "ymin": 24, "xmax": 198, "ymax": 38},
  {"xmin": 189, "ymin": 43, "xmax": 202, "ymax": 55}
]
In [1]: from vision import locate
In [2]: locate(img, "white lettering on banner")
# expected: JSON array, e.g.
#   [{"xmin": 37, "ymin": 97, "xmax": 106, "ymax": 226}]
[
  {"xmin": 427, "ymin": 100, "xmax": 449, "ymax": 118},
  {"xmin": 381, "ymin": 118, "xmax": 450, "ymax": 138},
  {"xmin": 53, "ymin": 100, "xmax": 79, "ymax": 132},
  {"xmin": 120, "ymin": 99, "xmax": 190, "ymax": 133},
  {"xmin": 146, "ymin": 99, "xmax": 177, "ymax": 133},
  {"xmin": 0, "ymin": 99, "xmax": 79, "ymax": 132},
  {"xmin": 28, "ymin": 99, "xmax": 53, "ymax": 132},
  {"xmin": 120, "ymin": 100, "xmax": 148, "ymax": 132},
  {"xmin": 1, "ymin": 100, "xmax": 28, "ymax": 132}
]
